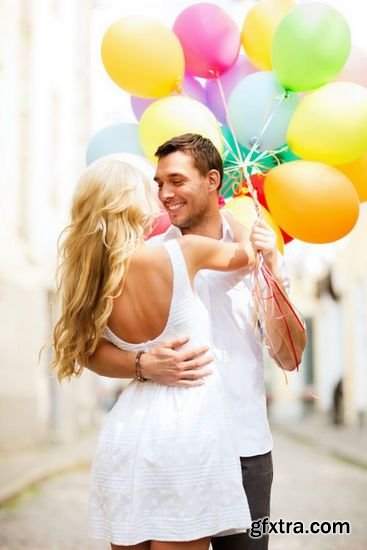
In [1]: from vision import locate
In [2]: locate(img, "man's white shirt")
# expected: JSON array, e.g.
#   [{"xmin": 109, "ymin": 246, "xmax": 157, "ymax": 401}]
[{"xmin": 148, "ymin": 215, "xmax": 289, "ymax": 457}]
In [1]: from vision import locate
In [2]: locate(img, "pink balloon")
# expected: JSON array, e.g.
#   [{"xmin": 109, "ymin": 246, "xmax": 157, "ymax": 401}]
[
  {"xmin": 173, "ymin": 3, "xmax": 240, "ymax": 79},
  {"xmin": 205, "ymin": 56, "xmax": 257, "ymax": 124},
  {"xmin": 147, "ymin": 211, "xmax": 171, "ymax": 238},
  {"xmin": 335, "ymin": 45, "xmax": 367, "ymax": 88},
  {"xmin": 131, "ymin": 73, "xmax": 206, "ymax": 120}
]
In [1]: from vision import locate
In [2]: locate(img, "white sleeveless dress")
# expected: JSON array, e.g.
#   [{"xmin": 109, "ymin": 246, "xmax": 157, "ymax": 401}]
[{"xmin": 89, "ymin": 240, "xmax": 251, "ymax": 545}]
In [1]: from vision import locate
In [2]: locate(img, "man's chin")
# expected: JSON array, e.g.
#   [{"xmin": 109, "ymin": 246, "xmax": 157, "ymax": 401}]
[
  {"xmin": 167, "ymin": 211, "xmax": 186, "ymax": 225},
  {"xmin": 169, "ymin": 215, "xmax": 191, "ymax": 229}
]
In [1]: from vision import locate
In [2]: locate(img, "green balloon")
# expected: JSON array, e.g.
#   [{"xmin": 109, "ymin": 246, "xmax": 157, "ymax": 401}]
[
  {"xmin": 271, "ymin": 3, "xmax": 351, "ymax": 92},
  {"xmin": 276, "ymin": 147, "xmax": 300, "ymax": 163},
  {"xmin": 221, "ymin": 126, "xmax": 246, "ymax": 198},
  {"xmin": 221, "ymin": 125, "xmax": 247, "ymax": 166},
  {"xmin": 221, "ymin": 126, "xmax": 277, "ymax": 198}
]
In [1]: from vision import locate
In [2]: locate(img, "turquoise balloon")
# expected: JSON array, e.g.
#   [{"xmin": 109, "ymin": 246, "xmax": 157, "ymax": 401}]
[
  {"xmin": 228, "ymin": 71, "xmax": 299, "ymax": 152},
  {"xmin": 86, "ymin": 123, "xmax": 143, "ymax": 165},
  {"xmin": 271, "ymin": 3, "xmax": 351, "ymax": 92}
]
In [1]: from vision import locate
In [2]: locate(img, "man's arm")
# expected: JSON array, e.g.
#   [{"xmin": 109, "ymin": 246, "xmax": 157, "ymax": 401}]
[
  {"xmin": 86, "ymin": 336, "xmax": 214, "ymax": 386},
  {"xmin": 250, "ymin": 221, "xmax": 307, "ymax": 372},
  {"xmin": 261, "ymin": 271, "xmax": 307, "ymax": 371}
]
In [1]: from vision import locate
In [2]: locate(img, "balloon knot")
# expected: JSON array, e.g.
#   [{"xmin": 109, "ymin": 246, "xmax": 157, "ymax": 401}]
[
  {"xmin": 208, "ymin": 68, "xmax": 220, "ymax": 79},
  {"xmin": 233, "ymin": 182, "xmax": 249, "ymax": 197},
  {"xmin": 249, "ymin": 136, "xmax": 261, "ymax": 150},
  {"xmin": 175, "ymin": 77, "xmax": 183, "ymax": 94}
]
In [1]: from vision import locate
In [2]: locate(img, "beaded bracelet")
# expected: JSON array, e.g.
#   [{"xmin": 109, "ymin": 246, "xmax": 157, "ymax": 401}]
[{"xmin": 135, "ymin": 350, "xmax": 147, "ymax": 382}]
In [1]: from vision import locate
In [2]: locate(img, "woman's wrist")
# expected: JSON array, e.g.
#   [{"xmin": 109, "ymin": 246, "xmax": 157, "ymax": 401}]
[{"xmin": 135, "ymin": 351, "xmax": 147, "ymax": 382}]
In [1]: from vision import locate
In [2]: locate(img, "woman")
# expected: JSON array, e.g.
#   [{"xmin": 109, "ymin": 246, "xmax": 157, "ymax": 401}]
[{"xmin": 52, "ymin": 157, "xmax": 254, "ymax": 550}]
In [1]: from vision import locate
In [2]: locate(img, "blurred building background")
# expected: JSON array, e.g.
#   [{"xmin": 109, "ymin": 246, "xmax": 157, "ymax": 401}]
[
  {"xmin": 0, "ymin": 0, "xmax": 366, "ymax": 458},
  {"xmin": 0, "ymin": 0, "xmax": 98, "ymax": 451},
  {"xmin": 268, "ymin": 207, "xmax": 367, "ymax": 430}
]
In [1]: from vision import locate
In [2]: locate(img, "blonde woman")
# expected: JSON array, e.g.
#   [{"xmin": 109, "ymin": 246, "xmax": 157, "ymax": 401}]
[{"xmin": 52, "ymin": 157, "xmax": 254, "ymax": 550}]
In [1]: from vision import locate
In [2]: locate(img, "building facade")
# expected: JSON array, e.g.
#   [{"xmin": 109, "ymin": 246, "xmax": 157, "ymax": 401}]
[
  {"xmin": 0, "ymin": 0, "xmax": 97, "ymax": 451},
  {"xmin": 268, "ymin": 207, "xmax": 367, "ymax": 429}
]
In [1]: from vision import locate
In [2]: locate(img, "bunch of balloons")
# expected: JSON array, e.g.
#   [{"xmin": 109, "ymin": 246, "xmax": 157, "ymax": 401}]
[{"xmin": 86, "ymin": 0, "xmax": 367, "ymax": 245}]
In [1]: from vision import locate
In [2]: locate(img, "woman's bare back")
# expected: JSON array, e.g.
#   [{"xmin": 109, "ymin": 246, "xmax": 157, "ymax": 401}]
[
  {"xmin": 107, "ymin": 230, "xmax": 252, "ymax": 345},
  {"xmin": 108, "ymin": 245, "xmax": 177, "ymax": 344}
]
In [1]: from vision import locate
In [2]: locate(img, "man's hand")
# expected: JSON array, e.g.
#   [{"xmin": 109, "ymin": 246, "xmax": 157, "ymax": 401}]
[
  {"xmin": 250, "ymin": 220, "xmax": 280, "ymax": 275},
  {"xmin": 140, "ymin": 336, "xmax": 214, "ymax": 387}
]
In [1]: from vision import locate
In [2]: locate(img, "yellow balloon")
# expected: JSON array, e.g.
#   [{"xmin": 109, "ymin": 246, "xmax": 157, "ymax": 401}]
[
  {"xmin": 241, "ymin": 0, "xmax": 295, "ymax": 70},
  {"xmin": 139, "ymin": 96, "xmax": 223, "ymax": 163},
  {"xmin": 264, "ymin": 161, "xmax": 360, "ymax": 243},
  {"xmin": 224, "ymin": 195, "xmax": 284, "ymax": 253},
  {"xmin": 338, "ymin": 153, "xmax": 367, "ymax": 202},
  {"xmin": 101, "ymin": 17, "xmax": 184, "ymax": 98},
  {"xmin": 287, "ymin": 82, "xmax": 367, "ymax": 165}
]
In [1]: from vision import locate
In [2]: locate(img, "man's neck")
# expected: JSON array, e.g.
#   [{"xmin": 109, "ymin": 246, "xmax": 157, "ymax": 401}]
[{"xmin": 180, "ymin": 210, "xmax": 223, "ymax": 240}]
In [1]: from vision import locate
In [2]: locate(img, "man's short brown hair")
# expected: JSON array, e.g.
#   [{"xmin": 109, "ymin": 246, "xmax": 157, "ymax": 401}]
[{"xmin": 154, "ymin": 133, "xmax": 223, "ymax": 190}]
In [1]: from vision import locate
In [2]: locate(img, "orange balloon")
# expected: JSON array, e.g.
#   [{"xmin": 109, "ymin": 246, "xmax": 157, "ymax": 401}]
[
  {"xmin": 224, "ymin": 195, "xmax": 284, "ymax": 253},
  {"xmin": 338, "ymin": 153, "xmax": 367, "ymax": 202},
  {"xmin": 264, "ymin": 161, "xmax": 360, "ymax": 243}
]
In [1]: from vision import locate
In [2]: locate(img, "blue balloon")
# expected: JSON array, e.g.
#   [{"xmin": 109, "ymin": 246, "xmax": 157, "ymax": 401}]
[
  {"xmin": 86, "ymin": 123, "xmax": 143, "ymax": 165},
  {"xmin": 228, "ymin": 71, "xmax": 299, "ymax": 152}
]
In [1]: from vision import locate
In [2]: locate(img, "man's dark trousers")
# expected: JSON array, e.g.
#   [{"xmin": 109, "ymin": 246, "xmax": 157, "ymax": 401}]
[{"xmin": 211, "ymin": 452, "xmax": 273, "ymax": 550}]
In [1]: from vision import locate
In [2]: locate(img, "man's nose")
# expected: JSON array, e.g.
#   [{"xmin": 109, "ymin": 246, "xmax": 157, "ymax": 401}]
[{"xmin": 159, "ymin": 183, "xmax": 175, "ymax": 200}]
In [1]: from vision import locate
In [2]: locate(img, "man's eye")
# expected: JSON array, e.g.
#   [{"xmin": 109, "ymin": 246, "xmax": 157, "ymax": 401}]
[{"xmin": 172, "ymin": 180, "xmax": 184, "ymax": 185}]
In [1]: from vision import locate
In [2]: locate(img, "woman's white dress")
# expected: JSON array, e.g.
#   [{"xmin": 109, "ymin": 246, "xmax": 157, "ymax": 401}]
[{"xmin": 89, "ymin": 240, "xmax": 251, "ymax": 545}]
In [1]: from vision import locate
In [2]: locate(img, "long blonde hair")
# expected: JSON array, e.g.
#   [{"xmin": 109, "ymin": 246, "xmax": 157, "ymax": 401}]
[{"xmin": 51, "ymin": 157, "xmax": 159, "ymax": 381}]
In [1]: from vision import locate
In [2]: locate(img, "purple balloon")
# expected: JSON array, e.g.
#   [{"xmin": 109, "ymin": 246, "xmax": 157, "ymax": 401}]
[
  {"xmin": 205, "ymin": 56, "xmax": 257, "ymax": 124},
  {"xmin": 182, "ymin": 73, "xmax": 206, "ymax": 104},
  {"xmin": 131, "ymin": 96, "xmax": 153, "ymax": 120},
  {"xmin": 131, "ymin": 73, "xmax": 206, "ymax": 120}
]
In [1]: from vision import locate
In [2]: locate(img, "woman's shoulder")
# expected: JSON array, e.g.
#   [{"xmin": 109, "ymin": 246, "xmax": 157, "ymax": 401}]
[{"xmin": 133, "ymin": 243, "xmax": 170, "ymax": 265}]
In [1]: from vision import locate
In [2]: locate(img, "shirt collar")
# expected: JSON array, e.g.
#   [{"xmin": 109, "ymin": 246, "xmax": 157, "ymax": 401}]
[{"xmin": 221, "ymin": 213, "xmax": 234, "ymax": 242}]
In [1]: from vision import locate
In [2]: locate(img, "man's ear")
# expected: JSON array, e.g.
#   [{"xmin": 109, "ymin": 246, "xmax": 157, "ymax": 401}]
[{"xmin": 207, "ymin": 169, "xmax": 221, "ymax": 193}]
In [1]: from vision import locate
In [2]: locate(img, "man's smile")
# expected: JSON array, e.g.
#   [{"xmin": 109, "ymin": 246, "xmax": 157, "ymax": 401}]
[{"xmin": 166, "ymin": 201, "xmax": 186, "ymax": 213}]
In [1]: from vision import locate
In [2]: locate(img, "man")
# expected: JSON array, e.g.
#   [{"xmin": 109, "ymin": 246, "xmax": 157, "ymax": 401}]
[{"xmin": 88, "ymin": 134, "xmax": 306, "ymax": 549}]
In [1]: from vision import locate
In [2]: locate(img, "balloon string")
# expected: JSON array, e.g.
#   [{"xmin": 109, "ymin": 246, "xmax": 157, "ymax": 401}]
[
  {"xmin": 242, "ymin": 93, "xmax": 287, "ymax": 215},
  {"xmin": 244, "ymin": 92, "xmax": 287, "ymax": 164},
  {"xmin": 212, "ymin": 72, "xmax": 245, "ymax": 166},
  {"xmin": 214, "ymin": 72, "xmax": 288, "ymax": 220},
  {"xmin": 214, "ymin": 73, "xmax": 264, "ymax": 219},
  {"xmin": 251, "ymin": 256, "xmax": 289, "ymax": 384},
  {"xmin": 252, "ymin": 259, "xmax": 306, "ymax": 374},
  {"xmin": 262, "ymin": 262, "xmax": 306, "ymax": 331},
  {"xmin": 261, "ymin": 265, "xmax": 305, "ymax": 371},
  {"xmin": 213, "ymin": 71, "xmax": 304, "ymax": 376}
]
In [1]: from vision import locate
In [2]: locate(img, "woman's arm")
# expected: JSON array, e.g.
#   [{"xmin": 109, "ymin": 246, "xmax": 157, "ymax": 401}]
[{"xmin": 179, "ymin": 233, "xmax": 255, "ymax": 277}]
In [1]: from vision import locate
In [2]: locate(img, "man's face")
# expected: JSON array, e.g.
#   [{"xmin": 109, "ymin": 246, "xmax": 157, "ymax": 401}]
[{"xmin": 154, "ymin": 151, "xmax": 213, "ymax": 230}]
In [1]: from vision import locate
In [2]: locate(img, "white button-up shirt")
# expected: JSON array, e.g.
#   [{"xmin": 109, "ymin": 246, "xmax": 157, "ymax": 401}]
[{"xmin": 148, "ymin": 215, "xmax": 289, "ymax": 457}]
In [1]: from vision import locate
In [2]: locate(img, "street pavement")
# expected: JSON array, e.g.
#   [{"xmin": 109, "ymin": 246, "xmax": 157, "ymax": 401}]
[
  {"xmin": 0, "ymin": 428, "xmax": 366, "ymax": 550},
  {"xmin": 270, "ymin": 430, "xmax": 367, "ymax": 550}
]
